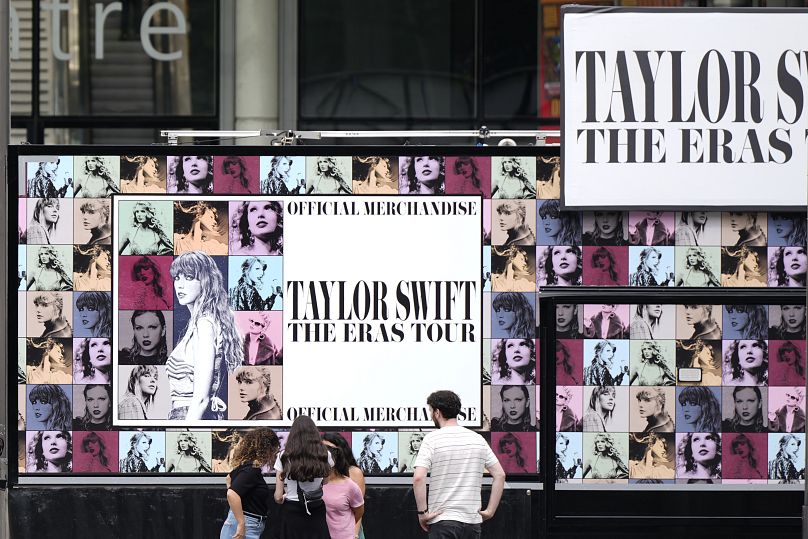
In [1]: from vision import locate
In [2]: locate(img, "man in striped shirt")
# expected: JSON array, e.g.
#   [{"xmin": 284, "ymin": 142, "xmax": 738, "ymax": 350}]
[{"xmin": 413, "ymin": 390, "xmax": 506, "ymax": 537}]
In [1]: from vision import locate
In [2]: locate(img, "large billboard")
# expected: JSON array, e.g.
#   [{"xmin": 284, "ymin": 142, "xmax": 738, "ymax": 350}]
[{"xmin": 562, "ymin": 8, "xmax": 808, "ymax": 209}]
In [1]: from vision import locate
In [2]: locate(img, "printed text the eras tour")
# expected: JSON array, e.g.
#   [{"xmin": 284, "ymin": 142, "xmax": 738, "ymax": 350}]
[{"xmin": 286, "ymin": 280, "xmax": 478, "ymax": 343}]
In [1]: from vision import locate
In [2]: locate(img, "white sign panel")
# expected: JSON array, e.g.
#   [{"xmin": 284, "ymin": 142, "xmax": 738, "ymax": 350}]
[
  {"xmin": 113, "ymin": 195, "xmax": 482, "ymax": 427},
  {"xmin": 562, "ymin": 8, "xmax": 808, "ymax": 208}
]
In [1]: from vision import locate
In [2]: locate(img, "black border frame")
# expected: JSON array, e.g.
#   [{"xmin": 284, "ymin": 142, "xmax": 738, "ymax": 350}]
[
  {"xmin": 559, "ymin": 6, "xmax": 808, "ymax": 212},
  {"xmin": 7, "ymin": 144, "xmax": 551, "ymax": 484}
]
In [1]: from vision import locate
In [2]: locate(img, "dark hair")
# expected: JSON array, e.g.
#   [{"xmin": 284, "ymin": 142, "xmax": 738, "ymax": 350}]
[
  {"xmin": 403, "ymin": 156, "xmax": 445, "ymax": 194},
  {"xmin": 498, "ymin": 433, "xmax": 525, "ymax": 468},
  {"xmin": 176, "ymin": 155, "xmax": 213, "ymax": 193},
  {"xmin": 724, "ymin": 339, "xmax": 768, "ymax": 385},
  {"xmin": 132, "ymin": 256, "xmax": 166, "ymax": 300},
  {"xmin": 494, "ymin": 338, "xmax": 536, "ymax": 383},
  {"xmin": 452, "ymin": 156, "xmax": 481, "ymax": 188},
  {"xmin": 222, "ymin": 156, "xmax": 251, "ymax": 189},
  {"xmin": 591, "ymin": 247, "xmax": 619, "ymax": 283},
  {"xmin": 81, "ymin": 431, "xmax": 109, "ymax": 467},
  {"xmin": 777, "ymin": 341, "xmax": 805, "ymax": 377},
  {"xmin": 233, "ymin": 201, "xmax": 284, "ymax": 252},
  {"xmin": 79, "ymin": 384, "xmax": 112, "ymax": 429},
  {"xmin": 125, "ymin": 310, "xmax": 168, "ymax": 361},
  {"xmin": 326, "ymin": 444, "xmax": 351, "ymax": 478},
  {"xmin": 280, "ymin": 415, "xmax": 330, "ymax": 481},
  {"xmin": 75, "ymin": 338, "xmax": 111, "ymax": 380},
  {"xmin": 426, "ymin": 390, "xmax": 462, "ymax": 419},
  {"xmin": 30, "ymin": 430, "xmax": 72, "ymax": 472},
  {"xmin": 678, "ymin": 432, "xmax": 721, "ymax": 476},
  {"xmin": 75, "ymin": 292, "xmax": 112, "ymax": 337},
  {"xmin": 322, "ymin": 432, "xmax": 358, "ymax": 469},
  {"xmin": 542, "ymin": 245, "xmax": 583, "ymax": 286},
  {"xmin": 231, "ymin": 427, "xmax": 280, "ymax": 468}
]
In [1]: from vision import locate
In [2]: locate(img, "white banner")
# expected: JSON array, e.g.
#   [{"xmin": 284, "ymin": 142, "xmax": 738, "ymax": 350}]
[
  {"xmin": 562, "ymin": 9, "xmax": 808, "ymax": 208},
  {"xmin": 112, "ymin": 195, "xmax": 482, "ymax": 427}
]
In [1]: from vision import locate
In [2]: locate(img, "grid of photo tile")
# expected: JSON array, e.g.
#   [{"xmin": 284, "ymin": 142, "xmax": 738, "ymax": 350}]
[
  {"xmin": 14, "ymin": 149, "xmax": 806, "ymax": 479},
  {"xmin": 553, "ymin": 302, "xmax": 807, "ymax": 484}
]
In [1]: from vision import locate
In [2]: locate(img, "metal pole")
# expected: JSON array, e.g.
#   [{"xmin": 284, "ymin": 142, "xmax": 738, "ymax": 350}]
[{"xmin": 0, "ymin": 0, "xmax": 11, "ymax": 536}]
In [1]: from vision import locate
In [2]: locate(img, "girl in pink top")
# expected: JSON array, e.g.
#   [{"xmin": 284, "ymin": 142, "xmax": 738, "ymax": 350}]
[{"xmin": 323, "ymin": 441, "xmax": 365, "ymax": 539}]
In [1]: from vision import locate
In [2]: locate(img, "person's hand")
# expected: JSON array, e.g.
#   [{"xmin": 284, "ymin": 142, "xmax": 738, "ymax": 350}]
[
  {"xmin": 417, "ymin": 510, "xmax": 442, "ymax": 532},
  {"xmin": 479, "ymin": 508, "xmax": 496, "ymax": 521},
  {"xmin": 232, "ymin": 521, "xmax": 245, "ymax": 539}
]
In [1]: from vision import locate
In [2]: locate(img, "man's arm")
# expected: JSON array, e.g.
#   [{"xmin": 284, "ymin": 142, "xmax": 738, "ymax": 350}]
[
  {"xmin": 413, "ymin": 466, "xmax": 441, "ymax": 532},
  {"xmin": 479, "ymin": 462, "xmax": 506, "ymax": 521}
]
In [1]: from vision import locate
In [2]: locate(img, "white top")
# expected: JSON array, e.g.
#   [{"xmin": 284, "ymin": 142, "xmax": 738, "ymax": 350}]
[
  {"xmin": 413, "ymin": 425, "xmax": 499, "ymax": 525},
  {"xmin": 274, "ymin": 450, "xmax": 334, "ymax": 502}
]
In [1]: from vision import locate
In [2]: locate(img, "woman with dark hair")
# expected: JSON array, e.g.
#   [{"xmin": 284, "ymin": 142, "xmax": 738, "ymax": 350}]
[
  {"xmin": 230, "ymin": 201, "xmax": 284, "ymax": 256},
  {"xmin": 120, "ymin": 310, "xmax": 168, "ymax": 365},
  {"xmin": 78, "ymin": 432, "xmax": 112, "ymax": 472},
  {"xmin": 353, "ymin": 156, "xmax": 398, "ymax": 194},
  {"xmin": 308, "ymin": 156, "xmax": 352, "ymax": 194},
  {"xmin": 589, "ymin": 247, "xmax": 621, "ymax": 286},
  {"xmin": 119, "ymin": 201, "xmax": 173, "ymax": 255},
  {"xmin": 583, "ymin": 340, "xmax": 628, "ymax": 386},
  {"xmin": 235, "ymin": 367, "xmax": 282, "ymax": 420},
  {"xmin": 27, "ymin": 246, "xmax": 72, "ymax": 291},
  {"xmin": 323, "ymin": 442, "xmax": 366, "ymax": 539},
  {"xmin": 495, "ymin": 201, "xmax": 536, "ymax": 247},
  {"xmin": 73, "ymin": 384, "xmax": 112, "ymax": 431},
  {"xmin": 221, "ymin": 427, "xmax": 281, "ymax": 539},
  {"xmin": 322, "ymin": 432, "xmax": 366, "ymax": 537},
  {"xmin": 770, "ymin": 213, "xmax": 807, "ymax": 247},
  {"xmin": 726, "ymin": 434, "xmax": 763, "ymax": 479},
  {"xmin": 220, "ymin": 156, "xmax": 255, "ymax": 194},
  {"xmin": 771, "ymin": 304, "xmax": 806, "ymax": 340},
  {"xmin": 174, "ymin": 201, "xmax": 227, "ymax": 255},
  {"xmin": 675, "ymin": 212, "xmax": 710, "ymax": 246},
  {"xmin": 724, "ymin": 305, "xmax": 768, "ymax": 340},
  {"xmin": 583, "ymin": 211, "xmax": 626, "ymax": 246},
  {"xmin": 769, "ymin": 434, "xmax": 805, "ymax": 483},
  {"xmin": 492, "ymin": 292, "xmax": 535, "ymax": 339},
  {"xmin": 497, "ymin": 433, "xmax": 529, "ymax": 473},
  {"xmin": 399, "ymin": 156, "xmax": 445, "ymax": 195},
  {"xmin": 27, "ymin": 338, "xmax": 71, "ymax": 384},
  {"xmin": 582, "ymin": 433, "xmax": 629, "ymax": 479},
  {"xmin": 629, "ymin": 433, "xmax": 674, "ymax": 479},
  {"xmin": 73, "ymin": 338, "xmax": 111, "ymax": 384},
  {"xmin": 539, "ymin": 245, "xmax": 584, "ymax": 286},
  {"xmin": 582, "ymin": 386, "xmax": 617, "ymax": 432},
  {"xmin": 722, "ymin": 387, "xmax": 766, "ymax": 433},
  {"xmin": 630, "ymin": 247, "xmax": 673, "ymax": 287},
  {"xmin": 723, "ymin": 340, "xmax": 768, "ymax": 386},
  {"xmin": 263, "ymin": 156, "xmax": 304, "ymax": 195},
  {"xmin": 26, "ymin": 430, "xmax": 72, "ymax": 472},
  {"xmin": 172, "ymin": 155, "xmax": 213, "ymax": 194},
  {"xmin": 769, "ymin": 246, "xmax": 808, "ymax": 287},
  {"xmin": 539, "ymin": 200, "xmax": 582, "ymax": 246},
  {"xmin": 274, "ymin": 415, "xmax": 332, "ymax": 538},
  {"xmin": 630, "ymin": 341, "xmax": 676, "ymax": 386},
  {"xmin": 492, "ymin": 385, "xmax": 535, "ymax": 432},
  {"xmin": 556, "ymin": 342, "xmax": 580, "ymax": 385},
  {"xmin": 491, "ymin": 157, "xmax": 535, "ymax": 199},
  {"xmin": 75, "ymin": 156, "xmax": 118, "ymax": 197},
  {"xmin": 26, "ymin": 197, "xmax": 61, "ymax": 244},
  {"xmin": 118, "ymin": 365, "xmax": 159, "ymax": 420},
  {"xmin": 772, "ymin": 341, "xmax": 806, "ymax": 386},
  {"xmin": 450, "ymin": 156, "xmax": 483, "ymax": 195},
  {"xmin": 492, "ymin": 338, "xmax": 536, "ymax": 384},
  {"xmin": 230, "ymin": 256, "xmax": 280, "ymax": 311},
  {"xmin": 75, "ymin": 291, "xmax": 112, "ymax": 338},
  {"xmin": 27, "ymin": 384, "xmax": 72, "ymax": 430},
  {"xmin": 677, "ymin": 387, "xmax": 721, "ymax": 432},
  {"xmin": 121, "ymin": 432, "xmax": 164, "ymax": 473},
  {"xmin": 555, "ymin": 304, "xmax": 580, "ymax": 339},
  {"xmin": 675, "ymin": 247, "xmax": 721, "ymax": 287},
  {"xmin": 677, "ymin": 432, "xmax": 722, "ymax": 480},
  {"xmin": 168, "ymin": 251, "xmax": 244, "ymax": 421},
  {"xmin": 129, "ymin": 256, "xmax": 171, "ymax": 310},
  {"xmin": 167, "ymin": 431, "xmax": 213, "ymax": 473}
]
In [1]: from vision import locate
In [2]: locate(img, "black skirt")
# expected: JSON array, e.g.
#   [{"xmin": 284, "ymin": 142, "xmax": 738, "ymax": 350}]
[{"xmin": 279, "ymin": 500, "xmax": 329, "ymax": 539}]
